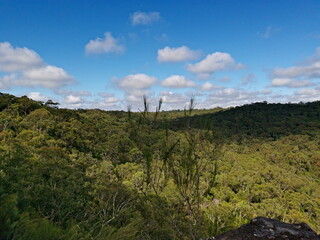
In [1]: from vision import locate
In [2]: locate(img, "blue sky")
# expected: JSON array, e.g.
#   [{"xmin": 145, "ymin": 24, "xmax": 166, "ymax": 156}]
[{"xmin": 1, "ymin": 0, "xmax": 320, "ymax": 110}]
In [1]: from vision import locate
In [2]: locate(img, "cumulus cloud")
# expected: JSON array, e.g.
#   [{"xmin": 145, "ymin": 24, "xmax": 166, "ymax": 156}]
[
  {"xmin": 0, "ymin": 42, "xmax": 43, "ymax": 72},
  {"xmin": 118, "ymin": 73, "xmax": 157, "ymax": 89},
  {"xmin": 92, "ymin": 93, "xmax": 121, "ymax": 109},
  {"xmin": 200, "ymin": 82, "xmax": 221, "ymax": 91},
  {"xmin": 271, "ymin": 47, "xmax": 320, "ymax": 88},
  {"xmin": 130, "ymin": 11, "xmax": 160, "ymax": 25},
  {"xmin": 52, "ymin": 89, "xmax": 93, "ymax": 109},
  {"xmin": 122, "ymin": 90, "xmax": 188, "ymax": 111},
  {"xmin": 0, "ymin": 42, "xmax": 74, "ymax": 90},
  {"xmin": 22, "ymin": 66, "xmax": 74, "ymax": 88},
  {"xmin": 190, "ymin": 85, "xmax": 319, "ymax": 108},
  {"xmin": 65, "ymin": 95, "xmax": 84, "ymax": 104},
  {"xmin": 125, "ymin": 89, "xmax": 150, "ymax": 103},
  {"xmin": 273, "ymin": 65, "xmax": 320, "ymax": 79},
  {"xmin": 1, "ymin": 66, "xmax": 74, "ymax": 89},
  {"xmin": 157, "ymin": 46, "xmax": 200, "ymax": 62},
  {"xmin": 27, "ymin": 92, "xmax": 49, "ymax": 102},
  {"xmin": 296, "ymin": 88, "xmax": 320, "ymax": 96},
  {"xmin": 162, "ymin": 75, "xmax": 196, "ymax": 88},
  {"xmin": 271, "ymin": 78, "xmax": 312, "ymax": 88},
  {"xmin": 187, "ymin": 52, "xmax": 244, "ymax": 78},
  {"xmin": 273, "ymin": 61, "xmax": 320, "ymax": 78},
  {"xmin": 97, "ymin": 92, "xmax": 120, "ymax": 106},
  {"xmin": 289, "ymin": 87, "xmax": 320, "ymax": 102},
  {"xmin": 55, "ymin": 89, "xmax": 91, "ymax": 97},
  {"xmin": 85, "ymin": 32, "xmax": 125, "ymax": 55},
  {"xmin": 159, "ymin": 91, "xmax": 190, "ymax": 110},
  {"xmin": 0, "ymin": 74, "xmax": 17, "ymax": 89},
  {"xmin": 202, "ymin": 87, "xmax": 273, "ymax": 108},
  {"xmin": 115, "ymin": 73, "xmax": 157, "ymax": 107},
  {"xmin": 101, "ymin": 96, "xmax": 119, "ymax": 105},
  {"xmin": 160, "ymin": 91, "xmax": 186, "ymax": 103}
]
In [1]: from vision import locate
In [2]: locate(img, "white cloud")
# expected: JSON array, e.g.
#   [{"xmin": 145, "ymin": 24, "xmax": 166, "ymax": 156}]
[
  {"xmin": 187, "ymin": 52, "xmax": 243, "ymax": 78},
  {"xmin": 125, "ymin": 89, "xmax": 150, "ymax": 103},
  {"xmin": 270, "ymin": 48, "xmax": 320, "ymax": 90},
  {"xmin": 65, "ymin": 95, "xmax": 83, "ymax": 104},
  {"xmin": 0, "ymin": 42, "xmax": 43, "ymax": 72},
  {"xmin": 0, "ymin": 42, "xmax": 75, "ymax": 90},
  {"xmin": 122, "ymin": 90, "xmax": 188, "ymax": 111},
  {"xmin": 273, "ymin": 65, "xmax": 320, "ymax": 79},
  {"xmin": 203, "ymin": 87, "xmax": 274, "ymax": 108},
  {"xmin": 114, "ymin": 73, "xmax": 157, "ymax": 108},
  {"xmin": 160, "ymin": 91, "xmax": 184, "ymax": 103},
  {"xmin": 296, "ymin": 88, "xmax": 319, "ymax": 96},
  {"xmin": 103, "ymin": 96, "xmax": 119, "ymax": 104},
  {"xmin": 85, "ymin": 32, "xmax": 125, "ymax": 55},
  {"xmin": 0, "ymin": 74, "xmax": 17, "ymax": 89},
  {"xmin": 22, "ymin": 66, "xmax": 74, "ymax": 88},
  {"xmin": 130, "ymin": 11, "xmax": 160, "ymax": 25},
  {"xmin": 118, "ymin": 73, "xmax": 157, "ymax": 89},
  {"xmin": 92, "ymin": 94, "xmax": 121, "ymax": 109},
  {"xmin": 271, "ymin": 48, "xmax": 320, "ymax": 84},
  {"xmin": 0, "ymin": 66, "xmax": 74, "ymax": 89},
  {"xmin": 160, "ymin": 91, "xmax": 189, "ymax": 109},
  {"xmin": 162, "ymin": 75, "xmax": 196, "ymax": 88},
  {"xmin": 157, "ymin": 46, "xmax": 200, "ymax": 62},
  {"xmin": 55, "ymin": 89, "xmax": 91, "ymax": 96},
  {"xmin": 62, "ymin": 103, "xmax": 84, "ymax": 109},
  {"xmin": 97, "ymin": 92, "xmax": 120, "ymax": 106},
  {"xmin": 54, "ymin": 90, "xmax": 94, "ymax": 109},
  {"xmin": 291, "ymin": 87, "xmax": 320, "ymax": 102},
  {"xmin": 201, "ymin": 82, "xmax": 217, "ymax": 91},
  {"xmin": 271, "ymin": 78, "xmax": 312, "ymax": 88},
  {"xmin": 27, "ymin": 92, "xmax": 49, "ymax": 102}
]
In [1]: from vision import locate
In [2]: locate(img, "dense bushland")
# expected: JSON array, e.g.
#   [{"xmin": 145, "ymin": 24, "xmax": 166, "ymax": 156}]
[{"xmin": 0, "ymin": 92, "xmax": 319, "ymax": 239}]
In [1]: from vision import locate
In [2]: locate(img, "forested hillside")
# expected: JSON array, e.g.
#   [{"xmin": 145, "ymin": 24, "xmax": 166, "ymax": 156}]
[
  {"xmin": 175, "ymin": 101, "xmax": 320, "ymax": 140},
  {"xmin": 1, "ymin": 92, "xmax": 320, "ymax": 240}
]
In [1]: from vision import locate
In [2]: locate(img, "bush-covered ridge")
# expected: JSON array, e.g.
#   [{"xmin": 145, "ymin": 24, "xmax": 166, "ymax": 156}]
[
  {"xmin": 0, "ymin": 92, "xmax": 319, "ymax": 239},
  {"xmin": 173, "ymin": 101, "xmax": 320, "ymax": 141}
]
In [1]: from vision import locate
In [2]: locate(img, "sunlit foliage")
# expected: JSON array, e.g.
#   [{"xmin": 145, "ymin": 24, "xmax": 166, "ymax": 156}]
[{"xmin": 0, "ymin": 92, "xmax": 319, "ymax": 239}]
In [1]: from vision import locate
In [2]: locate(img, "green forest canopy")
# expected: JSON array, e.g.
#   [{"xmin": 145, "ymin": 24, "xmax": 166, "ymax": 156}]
[{"xmin": 0, "ymin": 92, "xmax": 319, "ymax": 240}]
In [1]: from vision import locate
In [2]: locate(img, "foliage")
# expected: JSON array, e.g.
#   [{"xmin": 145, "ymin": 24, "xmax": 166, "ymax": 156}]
[{"xmin": 0, "ymin": 92, "xmax": 320, "ymax": 239}]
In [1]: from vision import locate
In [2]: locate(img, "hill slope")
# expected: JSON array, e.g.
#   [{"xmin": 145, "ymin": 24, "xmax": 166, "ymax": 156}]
[{"xmin": 0, "ymin": 93, "xmax": 319, "ymax": 239}]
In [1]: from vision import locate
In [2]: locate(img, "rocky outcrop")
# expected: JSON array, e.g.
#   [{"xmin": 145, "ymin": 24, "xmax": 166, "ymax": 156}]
[{"xmin": 203, "ymin": 217, "xmax": 320, "ymax": 240}]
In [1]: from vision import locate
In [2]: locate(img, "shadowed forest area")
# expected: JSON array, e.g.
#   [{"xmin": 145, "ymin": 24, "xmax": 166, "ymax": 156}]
[{"xmin": 0, "ymin": 92, "xmax": 320, "ymax": 240}]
